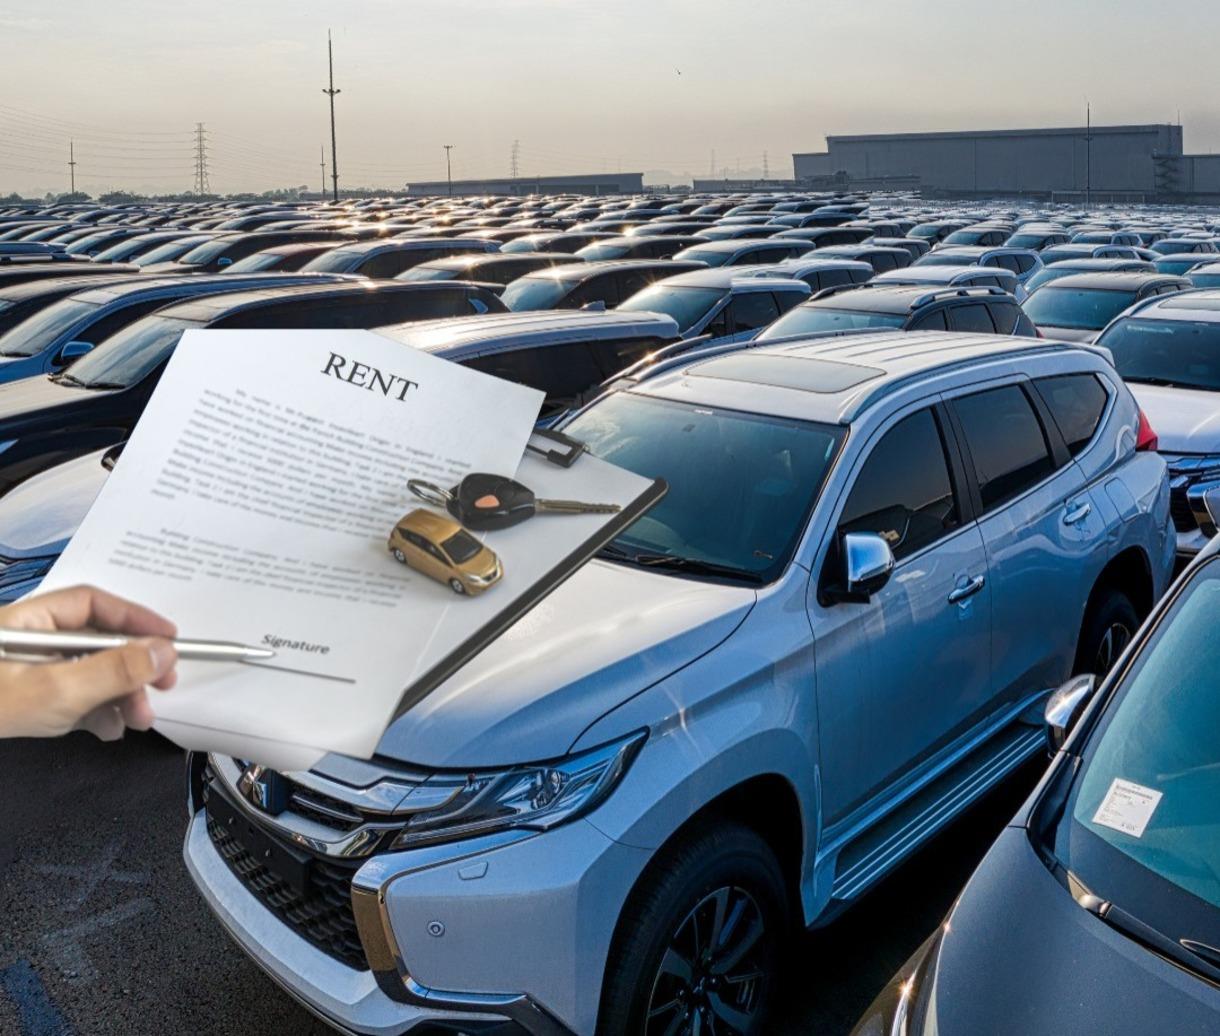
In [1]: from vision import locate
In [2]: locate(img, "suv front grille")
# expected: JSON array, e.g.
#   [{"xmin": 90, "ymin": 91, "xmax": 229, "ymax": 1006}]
[
  {"xmin": 1170, "ymin": 486, "xmax": 1198, "ymax": 533},
  {"xmin": 202, "ymin": 768, "xmax": 368, "ymax": 970}
]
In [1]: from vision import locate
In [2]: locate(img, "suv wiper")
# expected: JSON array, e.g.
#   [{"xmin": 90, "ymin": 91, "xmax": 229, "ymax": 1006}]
[
  {"xmin": 50, "ymin": 372, "xmax": 86, "ymax": 387},
  {"xmin": 1080, "ymin": 894, "xmax": 1220, "ymax": 987},
  {"xmin": 597, "ymin": 546, "xmax": 763, "ymax": 584}
]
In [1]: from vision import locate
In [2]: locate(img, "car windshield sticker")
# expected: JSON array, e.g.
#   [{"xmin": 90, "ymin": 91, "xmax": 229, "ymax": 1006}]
[{"xmin": 1092, "ymin": 777, "xmax": 1163, "ymax": 839}]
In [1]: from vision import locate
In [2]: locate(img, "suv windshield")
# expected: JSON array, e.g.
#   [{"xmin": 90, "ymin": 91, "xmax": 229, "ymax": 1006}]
[
  {"xmin": 1044, "ymin": 558, "xmax": 1220, "ymax": 955},
  {"xmin": 132, "ymin": 237, "xmax": 210, "ymax": 266},
  {"xmin": 618, "ymin": 285, "xmax": 724, "ymax": 333},
  {"xmin": 563, "ymin": 392, "xmax": 844, "ymax": 584},
  {"xmin": 64, "ymin": 315, "xmax": 197, "ymax": 388},
  {"xmin": 1024, "ymin": 287, "xmax": 1141, "ymax": 330},
  {"xmin": 300, "ymin": 248, "xmax": 363, "ymax": 273},
  {"xmin": 500, "ymin": 276, "xmax": 578, "ymax": 311},
  {"xmin": 0, "ymin": 298, "xmax": 98, "ymax": 357},
  {"xmin": 758, "ymin": 304, "xmax": 905, "ymax": 339},
  {"xmin": 1098, "ymin": 317, "xmax": 1220, "ymax": 392}
]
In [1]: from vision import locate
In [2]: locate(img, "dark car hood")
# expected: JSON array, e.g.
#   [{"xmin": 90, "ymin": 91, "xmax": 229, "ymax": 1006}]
[
  {"xmin": 923, "ymin": 828, "xmax": 1220, "ymax": 1035},
  {"xmin": 0, "ymin": 375, "xmax": 113, "ymax": 433}
]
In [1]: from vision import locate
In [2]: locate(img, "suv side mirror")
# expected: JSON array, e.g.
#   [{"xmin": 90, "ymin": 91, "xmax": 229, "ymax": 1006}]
[
  {"xmin": 580, "ymin": 300, "xmax": 607, "ymax": 312},
  {"xmin": 1045, "ymin": 674, "xmax": 1097, "ymax": 752},
  {"xmin": 56, "ymin": 340, "xmax": 93, "ymax": 365},
  {"xmin": 216, "ymin": 256, "xmax": 233, "ymax": 267},
  {"xmin": 839, "ymin": 532, "xmax": 894, "ymax": 603}
]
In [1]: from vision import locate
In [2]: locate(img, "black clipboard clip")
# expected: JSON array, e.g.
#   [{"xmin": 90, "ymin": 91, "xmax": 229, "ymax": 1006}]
[{"xmin": 525, "ymin": 428, "xmax": 587, "ymax": 468}]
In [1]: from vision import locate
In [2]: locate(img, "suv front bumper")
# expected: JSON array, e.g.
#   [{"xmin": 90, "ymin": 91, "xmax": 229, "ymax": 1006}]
[{"xmin": 184, "ymin": 793, "xmax": 651, "ymax": 1035}]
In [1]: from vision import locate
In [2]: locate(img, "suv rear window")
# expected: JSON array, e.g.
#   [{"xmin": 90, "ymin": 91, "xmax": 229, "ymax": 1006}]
[
  {"xmin": 948, "ymin": 303, "xmax": 996, "ymax": 333},
  {"xmin": 1034, "ymin": 373, "xmax": 1108, "ymax": 455},
  {"xmin": 952, "ymin": 385, "xmax": 1054, "ymax": 510}
]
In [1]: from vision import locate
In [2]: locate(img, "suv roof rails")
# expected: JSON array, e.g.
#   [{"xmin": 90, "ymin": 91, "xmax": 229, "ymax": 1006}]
[{"xmin": 910, "ymin": 285, "xmax": 1013, "ymax": 308}]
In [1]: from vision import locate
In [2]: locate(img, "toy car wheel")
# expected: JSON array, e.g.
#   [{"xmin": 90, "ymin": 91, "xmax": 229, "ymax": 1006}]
[
  {"xmin": 392, "ymin": 548, "xmax": 406, "ymax": 564},
  {"xmin": 449, "ymin": 578, "xmax": 467, "ymax": 595}
]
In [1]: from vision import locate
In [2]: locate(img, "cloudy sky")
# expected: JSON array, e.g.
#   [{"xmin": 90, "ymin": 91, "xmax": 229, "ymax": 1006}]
[{"xmin": 2, "ymin": 0, "xmax": 1219, "ymax": 196}]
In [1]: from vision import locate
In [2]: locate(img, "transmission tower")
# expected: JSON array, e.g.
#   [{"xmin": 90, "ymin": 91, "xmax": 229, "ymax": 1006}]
[
  {"xmin": 193, "ymin": 122, "xmax": 210, "ymax": 195},
  {"xmin": 68, "ymin": 140, "xmax": 77, "ymax": 194},
  {"xmin": 763, "ymin": 150, "xmax": 769, "ymax": 182},
  {"xmin": 510, "ymin": 139, "xmax": 521, "ymax": 179},
  {"xmin": 323, "ymin": 29, "xmax": 341, "ymax": 202}
]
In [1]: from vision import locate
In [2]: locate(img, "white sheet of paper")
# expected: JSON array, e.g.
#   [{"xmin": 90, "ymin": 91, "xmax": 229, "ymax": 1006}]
[
  {"xmin": 1092, "ymin": 777, "xmax": 1163, "ymax": 838},
  {"xmin": 39, "ymin": 329, "xmax": 543, "ymax": 768}
]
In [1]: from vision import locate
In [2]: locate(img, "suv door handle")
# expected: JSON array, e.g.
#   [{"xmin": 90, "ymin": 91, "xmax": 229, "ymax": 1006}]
[
  {"xmin": 1063, "ymin": 502, "xmax": 1092, "ymax": 525},
  {"xmin": 947, "ymin": 574, "xmax": 986, "ymax": 604}
]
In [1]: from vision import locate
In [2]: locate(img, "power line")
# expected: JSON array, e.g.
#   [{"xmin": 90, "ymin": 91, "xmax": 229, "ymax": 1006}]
[{"xmin": 323, "ymin": 29, "xmax": 340, "ymax": 201}]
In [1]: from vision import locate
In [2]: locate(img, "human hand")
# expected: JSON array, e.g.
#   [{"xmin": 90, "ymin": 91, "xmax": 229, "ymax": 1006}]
[{"xmin": 0, "ymin": 585, "xmax": 178, "ymax": 741}]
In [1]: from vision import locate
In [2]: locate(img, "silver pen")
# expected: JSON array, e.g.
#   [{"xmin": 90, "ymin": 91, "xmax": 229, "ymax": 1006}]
[{"xmin": 0, "ymin": 628, "xmax": 275, "ymax": 663}]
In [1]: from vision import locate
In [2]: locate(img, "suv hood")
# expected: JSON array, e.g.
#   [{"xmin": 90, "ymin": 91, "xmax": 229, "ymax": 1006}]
[
  {"xmin": 1130, "ymin": 382, "xmax": 1220, "ymax": 454},
  {"xmin": 373, "ymin": 559, "xmax": 755, "ymax": 768}
]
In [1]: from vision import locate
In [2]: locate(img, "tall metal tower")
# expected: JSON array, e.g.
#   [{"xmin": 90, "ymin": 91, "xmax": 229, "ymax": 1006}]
[
  {"xmin": 68, "ymin": 140, "xmax": 77, "ymax": 194},
  {"xmin": 763, "ymin": 150, "xmax": 769, "ymax": 181},
  {"xmin": 193, "ymin": 123, "xmax": 210, "ymax": 195},
  {"xmin": 323, "ymin": 29, "xmax": 341, "ymax": 202},
  {"xmin": 444, "ymin": 144, "xmax": 454, "ymax": 196},
  {"xmin": 510, "ymin": 139, "xmax": 521, "ymax": 180},
  {"xmin": 320, "ymin": 145, "xmax": 327, "ymax": 196}
]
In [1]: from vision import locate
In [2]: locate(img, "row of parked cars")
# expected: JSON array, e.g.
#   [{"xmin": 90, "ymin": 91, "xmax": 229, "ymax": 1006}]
[{"xmin": 3, "ymin": 191, "xmax": 1219, "ymax": 1035}]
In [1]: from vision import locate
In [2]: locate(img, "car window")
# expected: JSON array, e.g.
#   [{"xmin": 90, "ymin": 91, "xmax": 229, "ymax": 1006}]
[
  {"xmin": 80, "ymin": 298, "xmax": 169, "ymax": 344},
  {"xmin": 870, "ymin": 253, "xmax": 898, "ymax": 273},
  {"xmin": 359, "ymin": 251, "xmax": 417, "ymax": 278},
  {"xmin": 591, "ymin": 336, "xmax": 665, "ymax": 377},
  {"xmin": 908, "ymin": 308, "xmax": 947, "ymax": 331},
  {"xmin": 466, "ymin": 341, "xmax": 605, "ymax": 417},
  {"xmin": 818, "ymin": 269, "xmax": 851, "ymax": 289},
  {"xmin": 988, "ymin": 302, "xmax": 1020, "ymax": 334},
  {"xmin": 727, "ymin": 292, "xmax": 780, "ymax": 332},
  {"xmin": 839, "ymin": 408, "xmax": 959, "ymax": 561},
  {"xmin": 948, "ymin": 303, "xmax": 996, "ymax": 333},
  {"xmin": 849, "ymin": 266, "xmax": 873, "ymax": 284},
  {"xmin": 567, "ymin": 274, "xmax": 620, "ymax": 308},
  {"xmin": 952, "ymin": 384, "xmax": 1055, "ymax": 511},
  {"xmin": 1034, "ymin": 373, "xmax": 1108, "ymax": 456}
]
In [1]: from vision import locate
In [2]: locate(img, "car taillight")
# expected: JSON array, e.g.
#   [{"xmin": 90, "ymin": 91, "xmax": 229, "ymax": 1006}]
[{"xmin": 1136, "ymin": 409, "xmax": 1158, "ymax": 452}]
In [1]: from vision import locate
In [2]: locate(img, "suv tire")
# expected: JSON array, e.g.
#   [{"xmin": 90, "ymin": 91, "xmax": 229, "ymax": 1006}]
[
  {"xmin": 597, "ymin": 821, "xmax": 788, "ymax": 1036},
  {"xmin": 1075, "ymin": 587, "xmax": 1139, "ymax": 676}
]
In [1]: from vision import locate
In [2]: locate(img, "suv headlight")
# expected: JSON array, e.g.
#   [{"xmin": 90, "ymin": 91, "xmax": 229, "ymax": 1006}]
[{"xmin": 389, "ymin": 731, "xmax": 646, "ymax": 850}]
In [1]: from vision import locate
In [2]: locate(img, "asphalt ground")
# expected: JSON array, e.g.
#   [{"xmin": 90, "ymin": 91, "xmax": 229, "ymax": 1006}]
[{"xmin": 0, "ymin": 730, "xmax": 1042, "ymax": 1036}]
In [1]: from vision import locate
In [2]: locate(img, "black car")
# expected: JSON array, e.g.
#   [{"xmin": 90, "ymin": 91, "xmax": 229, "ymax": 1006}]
[
  {"xmin": 498, "ymin": 231, "xmax": 618, "ymax": 255},
  {"xmin": 573, "ymin": 235, "xmax": 707, "ymax": 262},
  {"xmin": 0, "ymin": 280, "xmax": 506, "ymax": 495},
  {"xmin": 757, "ymin": 284, "xmax": 1037, "ymax": 340},
  {"xmin": 854, "ymin": 535, "xmax": 1220, "ymax": 1036},
  {"xmin": 0, "ymin": 262, "xmax": 141, "ymax": 288},
  {"xmin": 500, "ymin": 259, "xmax": 706, "ymax": 311},
  {"xmin": 141, "ymin": 230, "xmax": 352, "ymax": 274},
  {"xmin": 299, "ymin": 237, "xmax": 496, "ymax": 277},
  {"xmin": 397, "ymin": 252, "xmax": 578, "ymax": 287},
  {"xmin": 0, "ymin": 273, "xmax": 147, "ymax": 337}
]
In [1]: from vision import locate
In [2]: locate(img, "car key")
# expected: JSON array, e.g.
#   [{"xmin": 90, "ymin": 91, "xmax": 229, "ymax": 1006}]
[{"xmin": 408, "ymin": 473, "xmax": 620, "ymax": 531}]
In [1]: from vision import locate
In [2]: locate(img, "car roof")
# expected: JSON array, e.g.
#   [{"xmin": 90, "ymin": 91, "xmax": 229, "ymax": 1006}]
[
  {"xmin": 646, "ymin": 266, "xmax": 810, "ymax": 291},
  {"xmin": 401, "ymin": 509, "xmax": 460, "ymax": 539},
  {"xmin": 153, "ymin": 280, "xmax": 472, "ymax": 322},
  {"xmin": 71, "ymin": 272, "xmax": 347, "ymax": 305},
  {"xmin": 810, "ymin": 283, "xmax": 1011, "ymax": 314},
  {"xmin": 876, "ymin": 264, "xmax": 1016, "ymax": 283},
  {"xmin": 375, "ymin": 309, "xmax": 679, "ymax": 357},
  {"xmin": 633, "ymin": 331, "xmax": 1099, "ymax": 425},
  {"xmin": 1121, "ymin": 288, "xmax": 1220, "ymax": 320},
  {"xmin": 672, "ymin": 238, "xmax": 788, "ymax": 253},
  {"xmin": 1042, "ymin": 258, "xmax": 1153, "ymax": 271},
  {"xmin": 515, "ymin": 258, "xmax": 703, "ymax": 279},
  {"xmin": 416, "ymin": 252, "xmax": 575, "ymax": 270},
  {"xmin": 1035, "ymin": 272, "xmax": 1183, "ymax": 290}
]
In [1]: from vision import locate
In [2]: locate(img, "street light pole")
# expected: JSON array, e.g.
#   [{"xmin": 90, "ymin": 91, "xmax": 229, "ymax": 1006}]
[{"xmin": 443, "ymin": 144, "xmax": 454, "ymax": 197}]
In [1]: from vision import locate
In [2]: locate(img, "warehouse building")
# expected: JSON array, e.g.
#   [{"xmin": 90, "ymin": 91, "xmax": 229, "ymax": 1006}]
[
  {"xmin": 405, "ymin": 172, "xmax": 644, "ymax": 196},
  {"xmin": 792, "ymin": 124, "xmax": 1215, "ymax": 200}
]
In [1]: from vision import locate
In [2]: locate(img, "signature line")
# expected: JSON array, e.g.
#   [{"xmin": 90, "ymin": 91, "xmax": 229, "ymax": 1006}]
[{"xmin": 240, "ymin": 661, "xmax": 357, "ymax": 684}]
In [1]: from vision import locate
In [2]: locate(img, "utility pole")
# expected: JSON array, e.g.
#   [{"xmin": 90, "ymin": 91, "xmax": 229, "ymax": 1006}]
[
  {"xmin": 323, "ymin": 29, "xmax": 340, "ymax": 202},
  {"xmin": 319, "ymin": 145, "xmax": 327, "ymax": 197},
  {"xmin": 193, "ymin": 122, "xmax": 210, "ymax": 195},
  {"xmin": 1085, "ymin": 101, "xmax": 1092, "ymax": 210},
  {"xmin": 443, "ymin": 144, "xmax": 454, "ymax": 196},
  {"xmin": 68, "ymin": 140, "xmax": 76, "ymax": 195},
  {"xmin": 763, "ymin": 150, "xmax": 769, "ymax": 182},
  {"xmin": 510, "ymin": 139, "xmax": 521, "ymax": 180},
  {"xmin": 710, "ymin": 149, "xmax": 715, "ymax": 179}
]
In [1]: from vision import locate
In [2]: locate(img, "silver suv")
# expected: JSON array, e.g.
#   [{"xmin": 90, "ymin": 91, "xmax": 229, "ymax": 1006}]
[{"xmin": 186, "ymin": 331, "xmax": 1174, "ymax": 1036}]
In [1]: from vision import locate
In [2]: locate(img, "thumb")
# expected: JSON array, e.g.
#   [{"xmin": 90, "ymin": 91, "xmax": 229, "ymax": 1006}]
[{"xmin": 37, "ymin": 638, "xmax": 177, "ymax": 722}]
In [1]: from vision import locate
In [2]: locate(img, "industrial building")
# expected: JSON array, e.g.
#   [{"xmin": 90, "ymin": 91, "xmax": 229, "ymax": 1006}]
[
  {"xmin": 405, "ymin": 172, "xmax": 644, "ymax": 196},
  {"xmin": 793, "ymin": 124, "xmax": 1220, "ymax": 201}
]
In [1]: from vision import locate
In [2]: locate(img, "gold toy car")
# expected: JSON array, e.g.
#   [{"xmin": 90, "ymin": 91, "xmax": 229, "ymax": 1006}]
[{"xmin": 387, "ymin": 508, "xmax": 503, "ymax": 595}]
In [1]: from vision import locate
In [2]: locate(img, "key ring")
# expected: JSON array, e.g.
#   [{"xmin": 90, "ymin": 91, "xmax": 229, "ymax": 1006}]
[{"xmin": 407, "ymin": 478, "xmax": 453, "ymax": 508}]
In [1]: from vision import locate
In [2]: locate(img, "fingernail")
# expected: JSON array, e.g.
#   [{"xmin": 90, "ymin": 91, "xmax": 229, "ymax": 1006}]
[{"xmin": 148, "ymin": 639, "xmax": 176, "ymax": 674}]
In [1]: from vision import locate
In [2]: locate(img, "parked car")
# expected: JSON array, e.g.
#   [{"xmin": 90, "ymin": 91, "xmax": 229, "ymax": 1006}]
[
  {"xmin": 501, "ymin": 259, "xmax": 706, "ymax": 311},
  {"xmin": 219, "ymin": 241, "xmax": 351, "ymax": 274},
  {"xmin": 915, "ymin": 246, "xmax": 1042, "ymax": 298},
  {"xmin": 185, "ymin": 330, "xmax": 1172, "ymax": 1036},
  {"xmin": 141, "ymin": 230, "xmax": 351, "ymax": 274},
  {"xmin": 774, "ymin": 226, "xmax": 876, "ymax": 249},
  {"xmin": 299, "ymin": 237, "xmax": 498, "ymax": 277},
  {"xmin": 499, "ymin": 231, "xmax": 618, "ymax": 254},
  {"xmin": 874, "ymin": 262, "xmax": 1020, "ymax": 296},
  {"xmin": 809, "ymin": 244, "xmax": 914, "ymax": 274},
  {"xmin": 1154, "ymin": 253, "xmax": 1218, "ymax": 277},
  {"xmin": 0, "ymin": 261, "xmax": 140, "ymax": 288},
  {"xmin": 1149, "ymin": 238, "xmax": 1218, "ymax": 256},
  {"xmin": 398, "ymin": 252, "xmax": 578, "ymax": 287},
  {"xmin": 617, "ymin": 267, "xmax": 810, "ymax": 344},
  {"xmin": 0, "ymin": 273, "xmax": 146, "ymax": 337},
  {"xmin": 672, "ymin": 238, "xmax": 809, "ymax": 267},
  {"xmin": 127, "ymin": 232, "xmax": 223, "ymax": 268},
  {"xmin": 940, "ymin": 224, "xmax": 1011, "ymax": 247},
  {"xmin": 1039, "ymin": 243, "xmax": 1146, "ymax": 266},
  {"xmin": 909, "ymin": 219, "xmax": 972, "ymax": 243},
  {"xmin": 1005, "ymin": 225, "xmax": 1071, "ymax": 250},
  {"xmin": 732, "ymin": 257, "xmax": 875, "ymax": 294},
  {"xmin": 855, "ymin": 533, "xmax": 1218, "ymax": 1036},
  {"xmin": 0, "ymin": 279, "xmax": 502, "ymax": 495},
  {"xmin": 1023, "ymin": 273, "xmax": 1190, "ymax": 343},
  {"xmin": 758, "ymin": 284, "xmax": 1037, "ymax": 340},
  {"xmin": 573, "ymin": 235, "xmax": 708, "ymax": 262},
  {"xmin": 1024, "ymin": 257, "xmax": 1156, "ymax": 294},
  {"xmin": 1187, "ymin": 260, "xmax": 1220, "ymax": 289},
  {"xmin": 1095, "ymin": 289, "xmax": 1220, "ymax": 559}
]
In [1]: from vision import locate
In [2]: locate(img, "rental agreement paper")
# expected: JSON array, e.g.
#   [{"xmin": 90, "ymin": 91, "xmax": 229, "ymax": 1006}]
[{"xmin": 39, "ymin": 329, "xmax": 545, "ymax": 769}]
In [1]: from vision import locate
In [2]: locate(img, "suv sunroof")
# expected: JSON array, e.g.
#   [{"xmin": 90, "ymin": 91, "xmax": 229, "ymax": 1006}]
[{"xmin": 688, "ymin": 353, "xmax": 883, "ymax": 393}]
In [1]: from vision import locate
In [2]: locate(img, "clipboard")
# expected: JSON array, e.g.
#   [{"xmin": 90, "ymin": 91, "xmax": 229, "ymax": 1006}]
[{"xmin": 388, "ymin": 428, "xmax": 667, "ymax": 722}]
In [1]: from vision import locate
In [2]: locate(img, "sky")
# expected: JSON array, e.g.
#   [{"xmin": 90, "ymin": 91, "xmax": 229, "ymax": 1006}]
[{"xmin": 2, "ymin": 0, "xmax": 1220, "ymax": 197}]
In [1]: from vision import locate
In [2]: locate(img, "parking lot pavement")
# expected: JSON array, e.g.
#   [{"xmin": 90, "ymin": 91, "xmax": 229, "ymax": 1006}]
[{"xmin": 0, "ymin": 731, "xmax": 1041, "ymax": 1036}]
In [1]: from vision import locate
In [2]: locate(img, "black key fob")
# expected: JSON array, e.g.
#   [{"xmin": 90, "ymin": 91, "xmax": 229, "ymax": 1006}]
[{"xmin": 450, "ymin": 473, "xmax": 537, "ymax": 531}]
